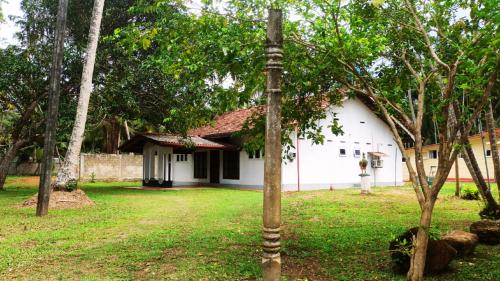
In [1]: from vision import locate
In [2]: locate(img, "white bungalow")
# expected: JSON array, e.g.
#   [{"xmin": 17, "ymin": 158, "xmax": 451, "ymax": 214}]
[{"xmin": 119, "ymin": 97, "xmax": 404, "ymax": 190}]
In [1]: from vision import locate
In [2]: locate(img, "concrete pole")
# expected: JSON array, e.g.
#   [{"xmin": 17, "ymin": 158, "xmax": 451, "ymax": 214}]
[
  {"xmin": 36, "ymin": 0, "xmax": 69, "ymax": 216},
  {"xmin": 262, "ymin": 8, "xmax": 283, "ymax": 281}
]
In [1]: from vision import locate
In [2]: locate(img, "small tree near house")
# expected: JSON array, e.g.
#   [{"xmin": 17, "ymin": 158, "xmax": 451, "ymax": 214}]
[{"xmin": 287, "ymin": 1, "xmax": 498, "ymax": 280}]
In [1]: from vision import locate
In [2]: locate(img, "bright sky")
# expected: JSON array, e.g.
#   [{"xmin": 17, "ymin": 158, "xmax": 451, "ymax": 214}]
[
  {"xmin": 0, "ymin": 0, "xmax": 22, "ymax": 47},
  {"xmin": 0, "ymin": 0, "xmax": 208, "ymax": 48}
]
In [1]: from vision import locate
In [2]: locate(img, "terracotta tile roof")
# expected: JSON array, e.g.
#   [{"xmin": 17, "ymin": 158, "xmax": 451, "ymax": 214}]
[
  {"xmin": 187, "ymin": 90, "xmax": 372, "ymax": 138},
  {"xmin": 188, "ymin": 106, "xmax": 265, "ymax": 138},
  {"xmin": 119, "ymin": 133, "xmax": 236, "ymax": 153}
]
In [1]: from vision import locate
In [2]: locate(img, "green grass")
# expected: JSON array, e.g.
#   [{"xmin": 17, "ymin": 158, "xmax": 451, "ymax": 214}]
[{"xmin": 0, "ymin": 177, "xmax": 498, "ymax": 281}]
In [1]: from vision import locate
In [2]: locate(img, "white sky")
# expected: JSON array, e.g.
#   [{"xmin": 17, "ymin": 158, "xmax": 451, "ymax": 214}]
[
  {"xmin": 0, "ymin": 0, "xmax": 22, "ymax": 47},
  {"xmin": 0, "ymin": 0, "xmax": 207, "ymax": 47}
]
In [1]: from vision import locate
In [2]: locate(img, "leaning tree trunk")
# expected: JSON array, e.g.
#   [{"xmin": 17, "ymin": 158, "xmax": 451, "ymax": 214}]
[
  {"xmin": 0, "ymin": 140, "xmax": 27, "ymax": 190},
  {"xmin": 485, "ymin": 101, "xmax": 500, "ymax": 199},
  {"xmin": 462, "ymin": 142, "xmax": 499, "ymax": 209},
  {"xmin": 54, "ymin": 0, "xmax": 105, "ymax": 189}
]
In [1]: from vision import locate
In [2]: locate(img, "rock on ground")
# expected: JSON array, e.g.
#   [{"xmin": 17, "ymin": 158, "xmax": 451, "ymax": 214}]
[
  {"xmin": 470, "ymin": 220, "xmax": 500, "ymax": 245},
  {"xmin": 20, "ymin": 189, "xmax": 94, "ymax": 209},
  {"xmin": 442, "ymin": 230, "xmax": 479, "ymax": 256},
  {"xmin": 389, "ymin": 227, "xmax": 457, "ymax": 275}
]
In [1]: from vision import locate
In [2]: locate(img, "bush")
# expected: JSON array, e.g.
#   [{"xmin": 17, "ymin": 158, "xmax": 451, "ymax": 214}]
[
  {"xmin": 65, "ymin": 179, "xmax": 78, "ymax": 192},
  {"xmin": 461, "ymin": 186, "xmax": 480, "ymax": 200},
  {"xmin": 479, "ymin": 204, "xmax": 500, "ymax": 220}
]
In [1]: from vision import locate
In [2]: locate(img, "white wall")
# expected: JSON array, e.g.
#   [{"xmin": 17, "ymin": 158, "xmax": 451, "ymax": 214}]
[
  {"xmin": 143, "ymin": 144, "xmax": 210, "ymax": 185},
  {"xmin": 219, "ymin": 150, "xmax": 265, "ymax": 187},
  {"xmin": 140, "ymin": 98, "xmax": 403, "ymax": 190},
  {"xmin": 282, "ymin": 98, "xmax": 403, "ymax": 191}
]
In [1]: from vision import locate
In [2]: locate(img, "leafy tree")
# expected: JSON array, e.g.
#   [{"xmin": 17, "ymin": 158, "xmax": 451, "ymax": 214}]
[
  {"xmin": 0, "ymin": 46, "xmax": 47, "ymax": 190},
  {"xmin": 285, "ymin": 1, "xmax": 497, "ymax": 279}
]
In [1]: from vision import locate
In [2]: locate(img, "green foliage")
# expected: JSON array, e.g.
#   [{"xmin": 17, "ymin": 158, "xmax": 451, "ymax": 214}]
[
  {"xmin": 65, "ymin": 179, "xmax": 78, "ymax": 192},
  {"xmin": 461, "ymin": 186, "xmax": 480, "ymax": 200},
  {"xmin": 90, "ymin": 172, "xmax": 96, "ymax": 183}
]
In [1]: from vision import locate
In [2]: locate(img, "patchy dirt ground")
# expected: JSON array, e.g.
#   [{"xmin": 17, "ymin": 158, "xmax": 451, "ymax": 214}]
[
  {"xmin": 7, "ymin": 176, "xmax": 43, "ymax": 187},
  {"xmin": 20, "ymin": 189, "xmax": 95, "ymax": 209}
]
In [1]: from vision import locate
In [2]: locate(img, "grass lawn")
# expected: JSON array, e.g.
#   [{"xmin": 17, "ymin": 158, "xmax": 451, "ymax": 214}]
[{"xmin": 0, "ymin": 177, "xmax": 498, "ymax": 281}]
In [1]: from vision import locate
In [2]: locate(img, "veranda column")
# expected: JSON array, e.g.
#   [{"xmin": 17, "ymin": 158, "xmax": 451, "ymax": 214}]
[
  {"xmin": 150, "ymin": 148, "xmax": 156, "ymax": 180},
  {"xmin": 262, "ymin": 9, "xmax": 283, "ymax": 281},
  {"xmin": 143, "ymin": 148, "xmax": 150, "ymax": 182},
  {"xmin": 158, "ymin": 149, "xmax": 165, "ymax": 183}
]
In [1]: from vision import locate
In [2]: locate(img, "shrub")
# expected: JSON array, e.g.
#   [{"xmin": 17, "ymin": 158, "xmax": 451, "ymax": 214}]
[
  {"xmin": 461, "ymin": 186, "xmax": 480, "ymax": 200},
  {"xmin": 479, "ymin": 204, "xmax": 500, "ymax": 220},
  {"xmin": 65, "ymin": 179, "xmax": 78, "ymax": 192}
]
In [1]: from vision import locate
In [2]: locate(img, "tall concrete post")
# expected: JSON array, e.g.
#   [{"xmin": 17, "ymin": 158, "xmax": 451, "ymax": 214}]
[{"xmin": 262, "ymin": 8, "xmax": 283, "ymax": 281}]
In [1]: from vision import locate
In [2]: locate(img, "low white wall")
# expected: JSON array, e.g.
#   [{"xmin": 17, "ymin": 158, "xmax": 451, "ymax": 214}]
[{"xmin": 79, "ymin": 153, "xmax": 142, "ymax": 181}]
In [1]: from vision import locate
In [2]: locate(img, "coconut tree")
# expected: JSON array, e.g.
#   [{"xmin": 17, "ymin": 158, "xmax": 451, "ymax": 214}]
[{"xmin": 54, "ymin": 0, "xmax": 105, "ymax": 189}]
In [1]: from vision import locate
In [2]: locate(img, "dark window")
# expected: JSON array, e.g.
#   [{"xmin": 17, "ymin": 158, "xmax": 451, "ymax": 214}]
[
  {"xmin": 194, "ymin": 152, "xmax": 208, "ymax": 179},
  {"xmin": 428, "ymin": 150, "xmax": 438, "ymax": 159},
  {"xmin": 402, "ymin": 157, "xmax": 406, "ymax": 162},
  {"xmin": 255, "ymin": 150, "xmax": 261, "ymax": 159},
  {"xmin": 223, "ymin": 151, "xmax": 240, "ymax": 179},
  {"xmin": 387, "ymin": 144, "xmax": 393, "ymax": 146},
  {"xmin": 249, "ymin": 149, "xmax": 261, "ymax": 159},
  {"xmin": 354, "ymin": 149, "xmax": 361, "ymax": 157},
  {"xmin": 339, "ymin": 148, "xmax": 347, "ymax": 157},
  {"xmin": 176, "ymin": 155, "xmax": 180, "ymax": 161},
  {"xmin": 360, "ymin": 121, "xmax": 365, "ymax": 124},
  {"xmin": 486, "ymin": 150, "xmax": 492, "ymax": 157}
]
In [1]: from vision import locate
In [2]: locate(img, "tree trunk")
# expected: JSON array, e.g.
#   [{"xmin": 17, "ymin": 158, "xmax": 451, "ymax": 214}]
[
  {"xmin": 0, "ymin": 140, "xmax": 27, "ymax": 190},
  {"xmin": 54, "ymin": 0, "xmax": 105, "ymax": 189},
  {"xmin": 462, "ymin": 143, "xmax": 499, "ymax": 209},
  {"xmin": 124, "ymin": 120, "xmax": 130, "ymax": 140},
  {"xmin": 36, "ymin": 0, "xmax": 69, "ymax": 217},
  {"xmin": 455, "ymin": 159, "xmax": 460, "ymax": 197},
  {"xmin": 485, "ymin": 101, "xmax": 500, "ymax": 199},
  {"xmin": 406, "ymin": 202, "xmax": 434, "ymax": 281},
  {"xmin": 103, "ymin": 117, "xmax": 120, "ymax": 154}
]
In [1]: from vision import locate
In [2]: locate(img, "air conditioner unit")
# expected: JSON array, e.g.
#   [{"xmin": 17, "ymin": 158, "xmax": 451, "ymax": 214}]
[{"xmin": 371, "ymin": 159, "xmax": 383, "ymax": 168}]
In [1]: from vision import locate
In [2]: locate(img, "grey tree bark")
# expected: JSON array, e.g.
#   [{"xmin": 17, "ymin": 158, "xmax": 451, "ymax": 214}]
[
  {"xmin": 54, "ymin": 0, "xmax": 105, "ymax": 189},
  {"xmin": 36, "ymin": 0, "xmax": 69, "ymax": 216},
  {"xmin": 485, "ymin": 101, "xmax": 500, "ymax": 198}
]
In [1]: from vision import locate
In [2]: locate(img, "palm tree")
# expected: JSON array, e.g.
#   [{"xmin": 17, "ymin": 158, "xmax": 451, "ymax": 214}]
[{"xmin": 55, "ymin": 0, "xmax": 105, "ymax": 189}]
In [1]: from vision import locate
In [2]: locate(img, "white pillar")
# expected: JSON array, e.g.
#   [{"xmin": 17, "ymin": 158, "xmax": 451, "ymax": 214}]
[
  {"xmin": 143, "ymin": 148, "xmax": 150, "ymax": 181},
  {"xmin": 150, "ymin": 147, "xmax": 156, "ymax": 180},
  {"xmin": 158, "ymin": 149, "xmax": 165, "ymax": 183}
]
